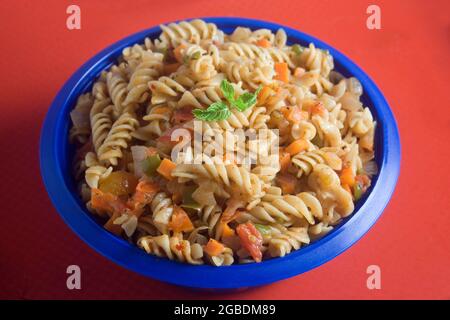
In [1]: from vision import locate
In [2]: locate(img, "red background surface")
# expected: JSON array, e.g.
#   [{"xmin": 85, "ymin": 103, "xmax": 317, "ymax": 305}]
[{"xmin": 0, "ymin": 0, "xmax": 449, "ymax": 300}]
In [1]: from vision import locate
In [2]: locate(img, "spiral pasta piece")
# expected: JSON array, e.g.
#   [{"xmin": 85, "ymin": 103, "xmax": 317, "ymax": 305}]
[
  {"xmin": 268, "ymin": 227, "xmax": 310, "ymax": 257},
  {"xmin": 206, "ymin": 247, "xmax": 234, "ymax": 266},
  {"xmin": 123, "ymin": 52, "xmax": 164, "ymax": 106},
  {"xmin": 150, "ymin": 192, "xmax": 174, "ymax": 234},
  {"xmin": 299, "ymin": 43, "xmax": 334, "ymax": 77},
  {"xmin": 197, "ymin": 205, "xmax": 222, "ymax": 239},
  {"xmin": 97, "ymin": 111, "xmax": 139, "ymax": 166},
  {"xmin": 84, "ymin": 152, "xmax": 112, "ymax": 189},
  {"xmin": 250, "ymin": 192, "xmax": 322, "ymax": 224},
  {"xmin": 172, "ymin": 157, "xmax": 259, "ymax": 197},
  {"xmin": 291, "ymin": 148, "xmax": 342, "ymax": 178},
  {"xmin": 159, "ymin": 19, "xmax": 222, "ymax": 48},
  {"xmin": 149, "ymin": 76, "xmax": 186, "ymax": 105},
  {"xmin": 138, "ymin": 233, "xmax": 204, "ymax": 265},
  {"xmin": 90, "ymin": 98, "xmax": 113, "ymax": 153},
  {"xmin": 106, "ymin": 67, "xmax": 128, "ymax": 116}
]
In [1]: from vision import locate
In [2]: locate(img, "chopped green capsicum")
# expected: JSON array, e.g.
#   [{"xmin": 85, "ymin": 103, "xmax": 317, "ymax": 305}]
[
  {"xmin": 180, "ymin": 185, "xmax": 201, "ymax": 213},
  {"xmin": 142, "ymin": 154, "xmax": 162, "ymax": 176}
]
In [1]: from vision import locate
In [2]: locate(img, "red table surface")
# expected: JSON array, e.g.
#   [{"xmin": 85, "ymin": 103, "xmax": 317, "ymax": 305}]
[{"xmin": 0, "ymin": 0, "xmax": 449, "ymax": 300}]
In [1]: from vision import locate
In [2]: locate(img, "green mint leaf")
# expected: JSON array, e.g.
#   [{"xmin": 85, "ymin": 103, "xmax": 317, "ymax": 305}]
[
  {"xmin": 220, "ymin": 79, "xmax": 235, "ymax": 104},
  {"xmin": 234, "ymin": 92, "xmax": 257, "ymax": 111},
  {"xmin": 292, "ymin": 44, "xmax": 303, "ymax": 55},
  {"xmin": 233, "ymin": 86, "xmax": 262, "ymax": 111},
  {"xmin": 192, "ymin": 101, "xmax": 231, "ymax": 121}
]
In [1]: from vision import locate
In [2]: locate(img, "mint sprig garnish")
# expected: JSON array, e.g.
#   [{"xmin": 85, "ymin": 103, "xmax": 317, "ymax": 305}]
[
  {"xmin": 234, "ymin": 87, "xmax": 262, "ymax": 111},
  {"xmin": 192, "ymin": 101, "xmax": 231, "ymax": 121},
  {"xmin": 193, "ymin": 80, "xmax": 262, "ymax": 121},
  {"xmin": 220, "ymin": 79, "xmax": 236, "ymax": 104}
]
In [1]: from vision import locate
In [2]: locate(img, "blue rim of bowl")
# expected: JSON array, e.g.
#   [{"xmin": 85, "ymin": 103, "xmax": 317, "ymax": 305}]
[{"xmin": 40, "ymin": 17, "xmax": 401, "ymax": 289}]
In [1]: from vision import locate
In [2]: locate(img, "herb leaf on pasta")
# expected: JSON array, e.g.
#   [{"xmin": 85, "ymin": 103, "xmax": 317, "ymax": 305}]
[{"xmin": 192, "ymin": 101, "xmax": 231, "ymax": 121}]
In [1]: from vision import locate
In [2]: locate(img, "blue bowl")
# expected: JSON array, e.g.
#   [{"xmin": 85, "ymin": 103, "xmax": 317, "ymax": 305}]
[{"xmin": 40, "ymin": 17, "xmax": 400, "ymax": 289}]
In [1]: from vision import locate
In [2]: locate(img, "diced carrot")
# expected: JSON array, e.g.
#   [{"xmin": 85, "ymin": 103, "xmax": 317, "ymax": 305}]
[
  {"xmin": 276, "ymin": 173, "xmax": 297, "ymax": 194},
  {"xmin": 157, "ymin": 158, "xmax": 177, "ymax": 180},
  {"xmin": 256, "ymin": 38, "xmax": 271, "ymax": 48},
  {"xmin": 173, "ymin": 44, "xmax": 186, "ymax": 63},
  {"xmin": 164, "ymin": 62, "xmax": 181, "ymax": 75},
  {"xmin": 274, "ymin": 62, "xmax": 289, "ymax": 83},
  {"xmin": 279, "ymin": 150, "xmax": 291, "ymax": 173},
  {"xmin": 257, "ymin": 85, "xmax": 273, "ymax": 105},
  {"xmin": 220, "ymin": 222, "xmax": 235, "ymax": 238},
  {"xmin": 310, "ymin": 102, "xmax": 327, "ymax": 117},
  {"xmin": 340, "ymin": 167, "xmax": 355, "ymax": 187},
  {"xmin": 285, "ymin": 139, "xmax": 308, "ymax": 156},
  {"xmin": 204, "ymin": 239, "xmax": 225, "ymax": 256},
  {"xmin": 168, "ymin": 206, "xmax": 194, "ymax": 233}
]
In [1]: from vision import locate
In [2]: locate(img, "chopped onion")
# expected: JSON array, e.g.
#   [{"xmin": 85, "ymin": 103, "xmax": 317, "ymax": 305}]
[
  {"xmin": 131, "ymin": 145, "xmax": 149, "ymax": 177},
  {"xmin": 192, "ymin": 183, "xmax": 217, "ymax": 206},
  {"xmin": 70, "ymin": 94, "xmax": 92, "ymax": 129},
  {"xmin": 70, "ymin": 107, "xmax": 90, "ymax": 129},
  {"xmin": 363, "ymin": 160, "xmax": 378, "ymax": 177},
  {"xmin": 121, "ymin": 215, "xmax": 138, "ymax": 237},
  {"xmin": 113, "ymin": 214, "xmax": 129, "ymax": 225}
]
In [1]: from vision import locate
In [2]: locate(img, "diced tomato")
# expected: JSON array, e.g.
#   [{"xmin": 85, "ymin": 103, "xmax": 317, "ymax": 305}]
[
  {"xmin": 129, "ymin": 180, "xmax": 159, "ymax": 210},
  {"xmin": 168, "ymin": 206, "xmax": 194, "ymax": 233},
  {"xmin": 91, "ymin": 188, "xmax": 128, "ymax": 214},
  {"xmin": 236, "ymin": 222, "xmax": 263, "ymax": 262}
]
